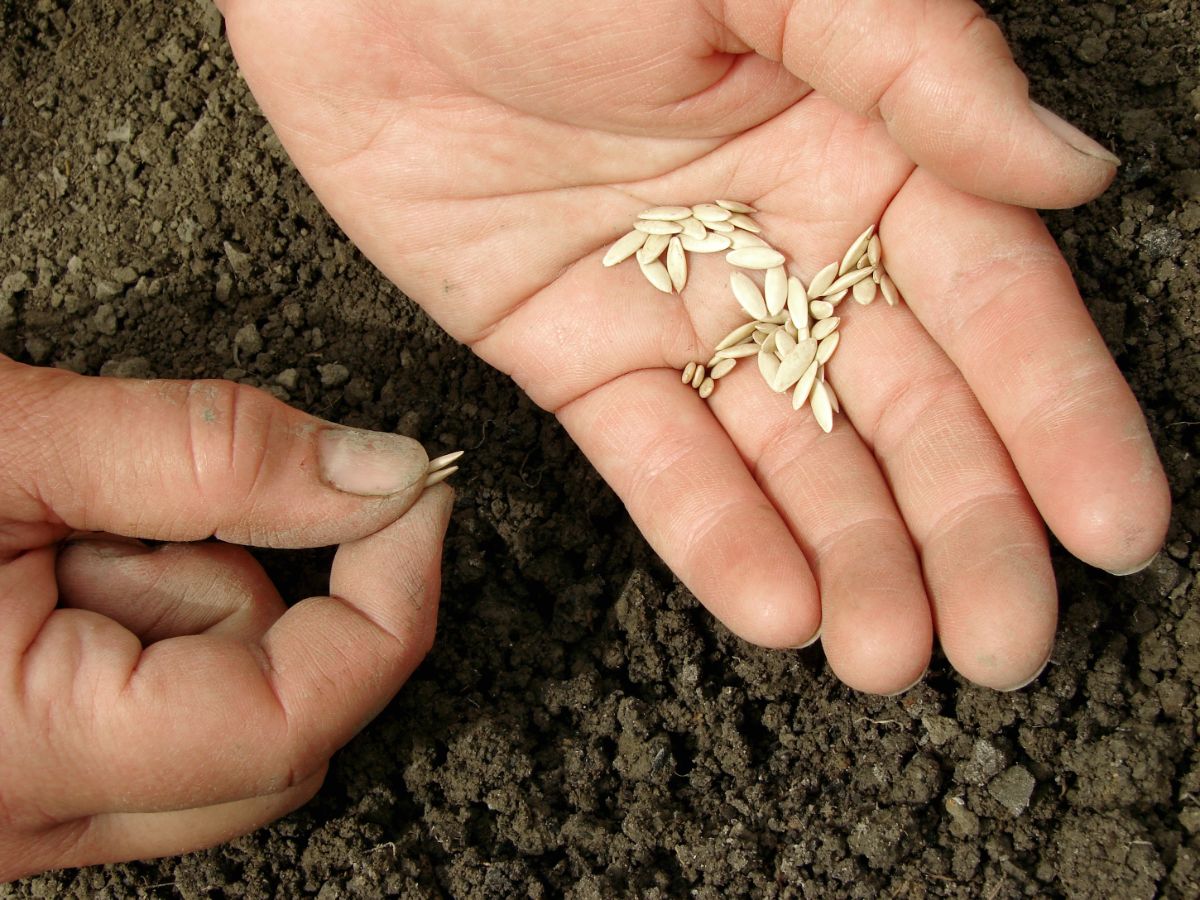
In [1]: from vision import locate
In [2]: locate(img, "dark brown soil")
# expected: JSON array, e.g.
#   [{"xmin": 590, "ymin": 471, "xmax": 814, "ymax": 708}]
[{"xmin": 2, "ymin": 1, "xmax": 1198, "ymax": 897}]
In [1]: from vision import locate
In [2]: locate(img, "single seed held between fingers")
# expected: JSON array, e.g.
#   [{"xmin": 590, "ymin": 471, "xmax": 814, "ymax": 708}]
[
  {"xmin": 428, "ymin": 450, "xmax": 465, "ymax": 472},
  {"xmin": 424, "ymin": 465, "xmax": 458, "ymax": 488}
]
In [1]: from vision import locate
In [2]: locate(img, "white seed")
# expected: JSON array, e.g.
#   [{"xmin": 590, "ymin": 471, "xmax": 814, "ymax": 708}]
[
  {"xmin": 856, "ymin": 254, "xmax": 872, "ymax": 270},
  {"xmin": 825, "ymin": 289, "xmax": 848, "ymax": 306},
  {"xmin": 727, "ymin": 247, "xmax": 786, "ymax": 270},
  {"xmin": 706, "ymin": 355, "xmax": 720, "ymax": 369},
  {"xmin": 821, "ymin": 370, "xmax": 840, "ymax": 412},
  {"xmin": 775, "ymin": 329, "xmax": 796, "ymax": 358},
  {"xmin": 730, "ymin": 230, "xmax": 769, "ymax": 249},
  {"xmin": 603, "ymin": 229, "xmax": 647, "ymax": 267},
  {"xmin": 786, "ymin": 276, "xmax": 809, "ymax": 330},
  {"xmin": 757, "ymin": 348, "xmax": 781, "ymax": 386},
  {"xmin": 821, "ymin": 267, "xmax": 873, "ymax": 297},
  {"xmin": 838, "ymin": 224, "xmax": 876, "ymax": 276},
  {"xmin": 784, "ymin": 318, "xmax": 798, "ymax": 338},
  {"xmin": 691, "ymin": 364, "xmax": 706, "ymax": 389},
  {"xmin": 634, "ymin": 219, "xmax": 684, "ymax": 235},
  {"xmin": 852, "ymin": 276, "xmax": 877, "ymax": 305},
  {"xmin": 771, "ymin": 339, "xmax": 818, "ymax": 393},
  {"xmin": 811, "ymin": 380, "xmax": 834, "ymax": 433},
  {"xmin": 707, "ymin": 219, "xmax": 736, "ymax": 233},
  {"xmin": 880, "ymin": 271, "xmax": 900, "ymax": 307},
  {"xmin": 752, "ymin": 330, "xmax": 767, "ymax": 344},
  {"xmin": 808, "ymin": 261, "xmax": 839, "ymax": 297},
  {"xmin": 727, "ymin": 213, "xmax": 761, "ymax": 233},
  {"xmin": 710, "ymin": 358, "xmax": 736, "ymax": 379},
  {"xmin": 809, "ymin": 299, "xmax": 834, "ymax": 320},
  {"xmin": 867, "ymin": 234, "xmax": 882, "ymax": 267},
  {"xmin": 636, "ymin": 232, "xmax": 671, "ymax": 264},
  {"xmin": 716, "ymin": 199, "xmax": 757, "ymax": 213},
  {"xmin": 679, "ymin": 216, "xmax": 707, "ymax": 240},
  {"xmin": 873, "ymin": 269, "xmax": 882, "ymax": 284},
  {"xmin": 763, "ymin": 311, "xmax": 789, "ymax": 325},
  {"xmin": 765, "ymin": 266, "xmax": 788, "ymax": 316},
  {"xmin": 811, "ymin": 316, "xmax": 840, "ymax": 340},
  {"xmin": 667, "ymin": 237, "xmax": 688, "ymax": 292},
  {"xmin": 714, "ymin": 342, "xmax": 760, "ymax": 360},
  {"xmin": 792, "ymin": 360, "xmax": 819, "ymax": 410},
  {"xmin": 681, "ymin": 232, "xmax": 732, "ymax": 253},
  {"xmin": 639, "ymin": 258, "xmax": 674, "ymax": 293},
  {"xmin": 638, "ymin": 206, "xmax": 693, "ymax": 221},
  {"xmin": 761, "ymin": 327, "xmax": 779, "ymax": 355},
  {"xmin": 682, "ymin": 362, "xmax": 697, "ymax": 384},
  {"xmin": 691, "ymin": 203, "xmax": 732, "ymax": 222},
  {"xmin": 715, "ymin": 321, "xmax": 759, "ymax": 351},
  {"xmin": 698, "ymin": 377, "xmax": 715, "ymax": 399},
  {"xmin": 428, "ymin": 450, "xmax": 465, "ymax": 472},
  {"xmin": 424, "ymin": 466, "xmax": 458, "ymax": 488},
  {"xmin": 731, "ymin": 272, "xmax": 769, "ymax": 319},
  {"xmin": 816, "ymin": 330, "xmax": 840, "ymax": 364}
]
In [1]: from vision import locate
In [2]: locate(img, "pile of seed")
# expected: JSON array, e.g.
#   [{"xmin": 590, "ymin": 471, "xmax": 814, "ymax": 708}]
[{"xmin": 602, "ymin": 201, "xmax": 900, "ymax": 432}]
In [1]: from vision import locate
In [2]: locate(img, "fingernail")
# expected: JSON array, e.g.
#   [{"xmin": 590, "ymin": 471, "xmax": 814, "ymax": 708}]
[
  {"xmin": 791, "ymin": 626, "xmax": 822, "ymax": 650},
  {"xmin": 997, "ymin": 652, "xmax": 1052, "ymax": 693},
  {"xmin": 1031, "ymin": 102, "xmax": 1121, "ymax": 166},
  {"xmin": 882, "ymin": 666, "xmax": 928, "ymax": 698},
  {"xmin": 1104, "ymin": 552, "xmax": 1158, "ymax": 577},
  {"xmin": 62, "ymin": 536, "xmax": 152, "ymax": 558},
  {"xmin": 318, "ymin": 428, "xmax": 428, "ymax": 497}
]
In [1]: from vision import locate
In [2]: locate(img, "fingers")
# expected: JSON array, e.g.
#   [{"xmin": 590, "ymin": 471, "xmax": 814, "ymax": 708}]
[
  {"xmin": 8, "ymin": 487, "xmax": 452, "ymax": 819},
  {"xmin": 720, "ymin": 0, "xmax": 1118, "ymax": 208},
  {"xmin": 558, "ymin": 370, "xmax": 821, "ymax": 649},
  {"xmin": 56, "ymin": 539, "xmax": 287, "ymax": 643},
  {"xmin": 882, "ymin": 170, "xmax": 1170, "ymax": 576},
  {"xmin": 0, "ymin": 359, "xmax": 433, "ymax": 552}
]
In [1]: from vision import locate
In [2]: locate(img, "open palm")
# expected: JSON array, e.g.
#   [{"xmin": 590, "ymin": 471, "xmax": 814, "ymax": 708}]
[{"xmin": 222, "ymin": 0, "xmax": 1169, "ymax": 693}]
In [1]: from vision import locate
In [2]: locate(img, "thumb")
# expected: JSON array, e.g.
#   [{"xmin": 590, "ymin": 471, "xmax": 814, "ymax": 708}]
[
  {"xmin": 721, "ymin": 0, "xmax": 1118, "ymax": 209},
  {"xmin": 0, "ymin": 358, "xmax": 449, "ymax": 549}
]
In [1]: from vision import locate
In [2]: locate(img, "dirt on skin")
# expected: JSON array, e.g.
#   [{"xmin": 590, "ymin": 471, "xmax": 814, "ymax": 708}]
[{"xmin": 1, "ymin": 0, "xmax": 1198, "ymax": 897}]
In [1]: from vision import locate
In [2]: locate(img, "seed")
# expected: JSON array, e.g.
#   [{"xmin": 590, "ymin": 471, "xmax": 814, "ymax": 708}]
[
  {"xmin": 691, "ymin": 364, "xmax": 706, "ymax": 389},
  {"xmin": 716, "ymin": 199, "xmax": 757, "ymax": 213},
  {"xmin": 838, "ymin": 224, "xmax": 876, "ymax": 276},
  {"xmin": 821, "ymin": 369, "xmax": 840, "ymax": 412},
  {"xmin": 714, "ymin": 342, "xmax": 760, "ymax": 360},
  {"xmin": 752, "ymin": 330, "xmax": 767, "ymax": 344},
  {"xmin": 727, "ymin": 213, "xmax": 761, "ymax": 233},
  {"xmin": 636, "ymin": 232, "xmax": 671, "ymax": 264},
  {"xmin": 730, "ymin": 230, "xmax": 769, "ymax": 249},
  {"xmin": 634, "ymin": 219, "xmax": 684, "ymax": 235},
  {"xmin": 424, "ymin": 465, "xmax": 459, "ymax": 488},
  {"xmin": 638, "ymin": 206, "xmax": 693, "ymax": 221},
  {"xmin": 852, "ymin": 277, "xmax": 877, "ymax": 305},
  {"xmin": 810, "ymin": 380, "xmax": 834, "ymax": 433},
  {"xmin": 679, "ymin": 217, "xmax": 707, "ymax": 240},
  {"xmin": 715, "ymin": 321, "xmax": 759, "ymax": 350},
  {"xmin": 667, "ymin": 237, "xmax": 688, "ymax": 292},
  {"xmin": 867, "ymin": 234, "xmax": 881, "ymax": 267},
  {"xmin": 825, "ymin": 289, "xmax": 848, "ymax": 306},
  {"xmin": 731, "ymin": 271, "xmax": 769, "ymax": 319},
  {"xmin": 698, "ymin": 377, "xmax": 715, "ymax": 399},
  {"xmin": 787, "ymin": 276, "xmax": 809, "ymax": 330},
  {"xmin": 681, "ymin": 232, "xmax": 732, "ymax": 253},
  {"xmin": 682, "ymin": 361, "xmax": 697, "ymax": 384},
  {"xmin": 707, "ymin": 219, "xmax": 736, "ymax": 233},
  {"xmin": 765, "ymin": 266, "xmax": 788, "ymax": 316},
  {"xmin": 763, "ymin": 311, "xmax": 789, "ymax": 325},
  {"xmin": 757, "ymin": 348, "xmax": 781, "ymax": 385},
  {"xmin": 811, "ymin": 316, "xmax": 840, "ymax": 340},
  {"xmin": 857, "ymin": 254, "xmax": 872, "ymax": 270},
  {"xmin": 880, "ymin": 271, "xmax": 900, "ymax": 307},
  {"xmin": 809, "ymin": 299, "xmax": 834, "ymax": 320},
  {"xmin": 821, "ymin": 267, "xmax": 873, "ymax": 297},
  {"xmin": 771, "ymin": 338, "xmax": 818, "ymax": 392},
  {"xmin": 603, "ymin": 229, "xmax": 647, "ymax": 267},
  {"xmin": 761, "ymin": 327, "xmax": 780, "ymax": 355},
  {"xmin": 784, "ymin": 317, "xmax": 798, "ymax": 338},
  {"xmin": 428, "ymin": 450, "xmax": 465, "ymax": 472},
  {"xmin": 706, "ymin": 355, "xmax": 720, "ymax": 368},
  {"xmin": 792, "ymin": 360, "xmax": 819, "ymax": 410},
  {"xmin": 873, "ymin": 269, "xmax": 882, "ymax": 284},
  {"xmin": 692, "ymin": 203, "xmax": 732, "ymax": 222},
  {"xmin": 775, "ymin": 329, "xmax": 796, "ymax": 357},
  {"xmin": 808, "ymin": 261, "xmax": 839, "ymax": 297},
  {"xmin": 816, "ymin": 331, "xmax": 840, "ymax": 364},
  {"xmin": 727, "ymin": 247, "xmax": 786, "ymax": 270},
  {"xmin": 710, "ymin": 358, "xmax": 736, "ymax": 379},
  {"xmin": 639, "ymin": 258, "xmax": 674, "ymax": 293}
]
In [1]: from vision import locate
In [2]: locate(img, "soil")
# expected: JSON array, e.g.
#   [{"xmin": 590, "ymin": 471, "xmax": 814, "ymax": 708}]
[{"xmin": 1, "ymin": 0, "xmax": 1198, "ymax": 897}]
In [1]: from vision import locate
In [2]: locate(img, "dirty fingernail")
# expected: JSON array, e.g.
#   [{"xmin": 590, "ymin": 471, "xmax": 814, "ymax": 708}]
[
  {"xmin": 62, "ymin": 535, "xmax": 152, "ymax": 558},
  {"xmin": 1104, "ymin": 552, "xmax": 1158, "ymax": 577},
  {"xmin": 318, "ymin": 428, "xmax": 428, "ymax": 497},
  {"xmin": 1031, "ymin": 102, "xmax": 1121, "ymax": 166}
]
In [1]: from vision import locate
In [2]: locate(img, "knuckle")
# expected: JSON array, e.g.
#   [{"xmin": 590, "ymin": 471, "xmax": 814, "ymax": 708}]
[{"xmin": 183, "ymin": 379, "xmax": 283, "ymax": 510}]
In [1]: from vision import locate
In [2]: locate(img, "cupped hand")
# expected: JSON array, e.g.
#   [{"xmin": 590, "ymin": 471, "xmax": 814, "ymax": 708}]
[
  {"xmin": 0, "ymin": 358, "xmax": 452, "ymax": 881},
  {"xmin": 220, "ymin": 0, "xmax": 1170, "ymax": 692}
]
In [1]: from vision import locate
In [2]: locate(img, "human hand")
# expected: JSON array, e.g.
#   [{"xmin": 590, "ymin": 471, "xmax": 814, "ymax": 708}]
[
  {"xmin": 0, "ymin": 357, "xmax": 453, "ymax": 881},
  {"xmin": 218, "ymin": 0, "xmax": 1170, "ymax": 693}
]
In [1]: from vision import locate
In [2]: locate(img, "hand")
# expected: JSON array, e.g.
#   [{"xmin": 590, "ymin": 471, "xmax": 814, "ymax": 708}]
[
  {"xmin": 0, "ymin": 357, "xmax": 452, "ymax": 881},
  {"xmin": 218, "ymin": 0, "xmax": 1169, "ymax": 693}
]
